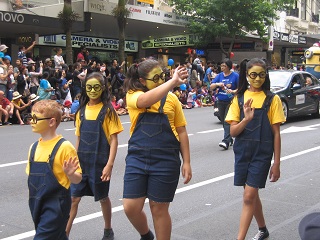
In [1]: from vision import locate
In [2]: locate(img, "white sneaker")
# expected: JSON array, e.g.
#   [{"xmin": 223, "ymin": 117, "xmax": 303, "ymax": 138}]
[
  {"xmin": 218, "ymin": 142, "xmax": 228, "ymax": 150},
  {"xmin": 252, "ymin": 229, "xmax": 269, "ymax": 240}
]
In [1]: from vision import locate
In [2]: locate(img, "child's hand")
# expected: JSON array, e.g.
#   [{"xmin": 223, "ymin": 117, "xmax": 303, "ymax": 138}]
[
  {"xmin": 63, "ymin": 156, "xmax": 79, "ymax": 176},
  {"xmin": 101, "ymin": 164, "xmax": 113, "ymax": 182},
  {"xmin": 182, "ymin": 163, "xmax": 192, "ymax": 184},
  {"xmin": 269, "ymin": 163, "xmax": 280, "ymax": 182},
  {"xmin": 172, "ymin": 65, "xmax": 188, "ymax": 86},
  {"xmin": 243, "ymin": 98, "xmax": 254, "ymax": 121}
]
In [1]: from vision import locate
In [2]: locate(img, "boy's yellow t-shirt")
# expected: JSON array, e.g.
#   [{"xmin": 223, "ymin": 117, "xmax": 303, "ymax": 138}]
[
  {"xmin": 75, "ymin": 102, "xmax": 124, "ymax": 143},
  {"xmin": 225, "ymin": 91, "xmax": 286, "ymax": 125},
  {"xmin": 26, "ymin": 135, "xmax": 82, "ymax": 189},
  {"xmin": 126, "ymin": 90, "xmax": 187, "ymax": 140}
]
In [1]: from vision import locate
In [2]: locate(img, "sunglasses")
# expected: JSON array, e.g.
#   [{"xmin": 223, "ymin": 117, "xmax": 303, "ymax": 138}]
[
  {"xmin": 86, "ymin": 84, "xmax": 102, "ymax": 92},
  {"xmin": 146, "ymin": 72, "xmax": 166, "ymax": 83},
  {"xmin": 248, "ymin": 72, "xmax": 266, "ymax": 79},
  {"xmin": 27, "ymin": 114, "xmax": 52, "ymax": 124}
]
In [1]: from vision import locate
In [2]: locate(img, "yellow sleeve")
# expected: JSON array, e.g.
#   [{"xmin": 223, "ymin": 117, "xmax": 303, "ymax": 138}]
[
  {"xmin": 53, "ymin": 141, "xmax": 82, "ymax": 189},
  {"xmin": 268, "ymin": 94, "xmax": 286, "ymax": 124},
  {"xmin": 225, "ymin": 96, "xmax": 240, "ymax": 124},
  {"xmin": 102, "ymin": 111, "xmax": 124, "ymax": 143}
]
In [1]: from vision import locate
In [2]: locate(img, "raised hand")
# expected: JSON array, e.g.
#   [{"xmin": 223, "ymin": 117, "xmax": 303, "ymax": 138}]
[
  {"xmin": 243, "ymin": 98, "xmax": 254, "ymax": 121},
  {"xmin": 63, "ymin": 156, "xmax": 79, "ymax": 177}
]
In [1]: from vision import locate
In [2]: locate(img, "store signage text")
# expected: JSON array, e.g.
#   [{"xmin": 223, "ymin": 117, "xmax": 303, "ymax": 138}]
[
  {"xmin": 39, "ymin": 34, "xmax": 138, "ymax": 52},
  {"xmin": 142, "ymin": 34, "xmax": 196, "ymax": 49},
  {"xmin": 0, "ymin": 12, "xmax": 24, "ymax": 23}
]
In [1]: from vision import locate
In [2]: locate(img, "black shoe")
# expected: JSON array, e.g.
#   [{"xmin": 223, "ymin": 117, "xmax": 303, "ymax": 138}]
[
  {"xmin": 219, "ymin": 142, "xmax": 229, "ymax": 150},
  {"xmin": 230, "ymin": 138, "xmax": 234, "ymax": 146},
  {"xmin": 3, "ymin": 122, "xmax": 12, "ymax": 125},
  {"xmin": 140, "ymin": 230, "xmax": 154, "ymax": 240},
  {"xmin": 102, "ymin": 228, "xmax": 114, "ymax": 240},
  {"xmin": 252, "ymin": 228, "xmax": 269, "ymax": 240}
]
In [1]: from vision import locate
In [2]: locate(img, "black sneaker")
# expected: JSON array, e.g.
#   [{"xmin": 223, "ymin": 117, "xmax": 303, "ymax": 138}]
[
  {"xmin": 102, "ymin": 228, "xmax": 114, "ymax": 240},
  {"xmin": 219, "ymin": 141, "xmax": 229, "ymax": 150},
  {"xmin": 3, "ymin": 122, "xmax": 12, "ymax": 125},
  {"xmin": 0, "ymin": 122, "xmax": 2, "ymax": 126},
  {"xmin": 252, "ymin": 228, "xmax": 269, "ymax": 240},
  {"xmin": 140, "ymin": 230, "xmax": 154, "ymax": 240}
]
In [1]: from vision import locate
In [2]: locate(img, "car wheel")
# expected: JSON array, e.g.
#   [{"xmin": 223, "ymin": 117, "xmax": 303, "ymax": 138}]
[
  {"xmin": 311, "ymin": 100, "xmax": 320, "ymax": 118},
  {"xmin": 282, "ymin": 100, "xmax": 288, "ymax": 120}
]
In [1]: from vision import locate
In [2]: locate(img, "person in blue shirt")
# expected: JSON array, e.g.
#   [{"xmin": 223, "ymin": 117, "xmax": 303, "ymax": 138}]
[
  {"xmin": 210, "ymin": 58, "xmax": 239, "ymax": 150},
  {"xmin": 203, "ymin": 62, "xmax": 214, "ymax": 88}
]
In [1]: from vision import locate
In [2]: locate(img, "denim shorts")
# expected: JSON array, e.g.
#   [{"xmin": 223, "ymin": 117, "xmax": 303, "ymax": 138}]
[
  {"xmin": 123, "ymin": 147, "xmax": 181, "ymax": 202},
  {"xmin": 234, "ymin": 141, "xmax": 272, "ymax": 189},
  {"xmin": 71, "ymin": 174, "xmax": 110, "ymax": 201}
]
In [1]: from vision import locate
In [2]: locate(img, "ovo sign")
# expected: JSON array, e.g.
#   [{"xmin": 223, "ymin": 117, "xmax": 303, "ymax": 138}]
[
  {"xmin": 0, "ymin": 12, "xmax": 24, "ymax": 23},
  {"xmin": 18, "ymin": 36, "xmax": 33, "ymax": 43}
]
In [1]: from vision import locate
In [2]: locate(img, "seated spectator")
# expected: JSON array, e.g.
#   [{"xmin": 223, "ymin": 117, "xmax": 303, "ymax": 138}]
[
  {"xmin": 63, "ymin": 100, "xmax": 72, "ymax": 121},
  {"xmin": 111, "ymin": 95, "xmax": 127, "ymax": 115},
  {"xmin": 11, "ymin": 91, "xmax": 31, "ymax": 125},
  {"xmin": 0, "ymin": 90, "xmax": 13, "ymax": 125},
  {"xmin": 38, "ymin": 72, "xmax": 54, "ymax": 100}
]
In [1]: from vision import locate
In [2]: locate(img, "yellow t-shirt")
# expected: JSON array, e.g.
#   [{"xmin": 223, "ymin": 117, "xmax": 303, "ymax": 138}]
[
  {"xmin": 75, "ymin": 102, "xmax": 123, "ymax": 143},
  {"xmin": 225, "ymin": 90, "xmax": 286, "ymax": 125},
  {"xmin": 26, "ymin": 135, "xmax": 82, "ymax": 189},
  {"xmin": 126, "ymin": 90, "xmax": 187, "ymax": 140}
]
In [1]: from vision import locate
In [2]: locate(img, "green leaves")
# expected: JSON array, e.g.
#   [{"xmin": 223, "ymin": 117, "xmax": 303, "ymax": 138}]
[{"xmin": 171, "ymin": 0, "xmax": 294, "ymax": 48}]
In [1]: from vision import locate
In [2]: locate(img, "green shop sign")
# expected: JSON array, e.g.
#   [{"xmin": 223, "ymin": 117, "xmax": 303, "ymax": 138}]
[{"xmin": 142, "ymin": 34, "xmax": 198, "ymax": 49}]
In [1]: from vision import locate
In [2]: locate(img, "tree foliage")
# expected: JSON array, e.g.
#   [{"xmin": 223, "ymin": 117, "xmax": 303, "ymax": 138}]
[
  {"xmin": 170, "ymin": 0, "xmax": 294, "ymax": 56},
  {"xmin": 58, "ymin": 0, "xmax": 80, "ymax": 65},
  {"xmin": 112, "ymin": 0, "xmax": 131, "ymax": 64}
]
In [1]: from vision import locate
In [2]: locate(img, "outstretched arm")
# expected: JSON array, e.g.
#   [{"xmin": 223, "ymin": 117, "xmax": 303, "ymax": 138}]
[{"xmin": 136, "ymin": 66, "xmax": 188, "ymax": 109}]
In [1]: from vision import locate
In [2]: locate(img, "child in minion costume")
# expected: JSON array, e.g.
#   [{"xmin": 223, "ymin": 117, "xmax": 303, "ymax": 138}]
[{"xmin": 304, "ymin": 43, "xmax": 320, "ymax": 79}]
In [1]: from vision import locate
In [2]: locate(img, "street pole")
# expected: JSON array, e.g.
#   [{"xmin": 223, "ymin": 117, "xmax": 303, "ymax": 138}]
[{"xmin": 266, "ymin": 0, "xmax": 274, "ymax": 68}]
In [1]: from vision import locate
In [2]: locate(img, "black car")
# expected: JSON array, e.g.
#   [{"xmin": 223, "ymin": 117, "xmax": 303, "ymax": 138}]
[
  {"xmin": 213, "ymin": 70, "xmax": 320, "ymax": 121},
  {"xmin": 269, "ymin": 70, "xmax": 320, "ymax": 119}
]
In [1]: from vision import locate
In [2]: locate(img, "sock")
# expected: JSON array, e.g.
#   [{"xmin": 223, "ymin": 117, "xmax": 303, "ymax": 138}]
[
  {"xmin": 259, "ymin": 226, "xmax": 267, "ymax": 232},
  {"xmin": 140, "ymin": 230, "xmax": 154, "ymax": 240}
]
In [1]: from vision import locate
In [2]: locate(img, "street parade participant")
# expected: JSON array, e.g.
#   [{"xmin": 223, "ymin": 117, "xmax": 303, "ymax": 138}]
[
  {"xmin": 66, "ymin": 72, "xmax": 123, "ymax": 240},
  {"xmin": 122, "ymin": 58, "xmax": 192, "ymax": 240},
  {"xmin": 225, "ymin": 58, "xmax": 285, "ymax": 240},
  {"xmin": 26, "ymin": 100, "xmax": 82, "ymax": 239}
]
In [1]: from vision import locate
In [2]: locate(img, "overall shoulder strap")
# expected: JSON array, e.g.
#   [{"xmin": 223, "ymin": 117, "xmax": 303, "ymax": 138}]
[
  {"xmin": 48, "ymin": 138, "xmax": 66, "ymax": 168},
  {"xmin": 263, "ymin": 91, "xmax": 275, "ymax": 112},
  {"xmin": 80, "ymin": 106, "xmax": 85, "ymax": 122},
  {"xmin": 237, "ymin": 94, "xmax": 244, "ymax": 120},
  {"xmin": 158, "ymin": 94, "xmax": 168, "ymax": 114},
  {"xmin": 29, "ymin": 141, "xmax": 39, "ymax": 163},
  {"xmin": 98, "ymin": 105, "xmax": 107, "ymax": 123}
]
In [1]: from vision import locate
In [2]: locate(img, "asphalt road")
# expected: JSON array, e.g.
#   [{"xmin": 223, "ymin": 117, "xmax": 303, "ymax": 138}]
[{"xmin": 1, "ymin": 107, "xmax": 320, "ymax": 240}]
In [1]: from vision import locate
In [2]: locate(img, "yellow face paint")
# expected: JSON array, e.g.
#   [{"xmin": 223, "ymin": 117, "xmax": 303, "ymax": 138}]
[
  {"xmin": 247, "ymin": 66, "xmax": 266, "ymax": 89},
  {"xmin": 145, "ymin": 67, "xmax": 165, "ymax": 90},
  {"xmin": 30, "ymin": 112, "xmax": 51, "ymax": 133},
  {"xmin": 86, "ymin": 78, "xmax": 103, "ymax": 100}
]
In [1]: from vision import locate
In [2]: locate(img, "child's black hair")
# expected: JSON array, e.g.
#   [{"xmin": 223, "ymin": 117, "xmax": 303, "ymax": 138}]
[
  {"xmin": 75, "ymin": 72, "xmax": 117, "ymax": 124},
  {"xmin": 237, "ymin": 58, "xmax": 271, "ymax": 97},
  {"xmin": 123, "ymin": 58, "xmax": 160, "ymax": 92}
]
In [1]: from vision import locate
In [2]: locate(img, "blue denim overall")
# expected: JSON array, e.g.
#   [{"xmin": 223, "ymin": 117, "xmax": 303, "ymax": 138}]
[
  {"xmin": 71, "ymin": 105, "xmax": 110, "ymax": 201},
  {"xmin": 233, "ymin": 93, "xmax": 275, "ymax": 188},
  {"xmin": 28, "ymin": 138, "xmax": 70, "ymax": 240},
  {"xmin": 123, "ymin": 95, "xmax": 181, "ymax": 202}
]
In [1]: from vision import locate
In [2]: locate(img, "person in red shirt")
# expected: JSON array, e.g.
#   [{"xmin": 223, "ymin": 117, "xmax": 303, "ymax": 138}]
[
  {"xmin": 0, "ymin": 90, "xmax": 13, "ymax": 125},
  {"xmin": 76, "ymin": 46, "xmax": 87, "ymax": 63}
]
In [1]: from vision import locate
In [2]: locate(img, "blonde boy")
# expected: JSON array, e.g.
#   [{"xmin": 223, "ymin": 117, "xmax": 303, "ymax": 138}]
[{"xmin": 26, "ymin": 100, "xmax": 82, "ymax": 239}]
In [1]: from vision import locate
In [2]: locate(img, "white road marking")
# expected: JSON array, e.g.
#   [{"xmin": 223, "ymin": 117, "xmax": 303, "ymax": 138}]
[{"xmin": 2, "ymin": 146, "xmax": 320, "ymax": 240}]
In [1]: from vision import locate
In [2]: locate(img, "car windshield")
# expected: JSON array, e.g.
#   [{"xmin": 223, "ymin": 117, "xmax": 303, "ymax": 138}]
[{"xmin": 269, "ymin": 71, "xmax": 291, "ymax": 88}]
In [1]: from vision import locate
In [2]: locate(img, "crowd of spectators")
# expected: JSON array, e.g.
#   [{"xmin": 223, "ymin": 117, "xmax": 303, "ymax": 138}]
[{"xmin": 0, "ymin": 42, "xmax": 241, "ymax": 126}]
